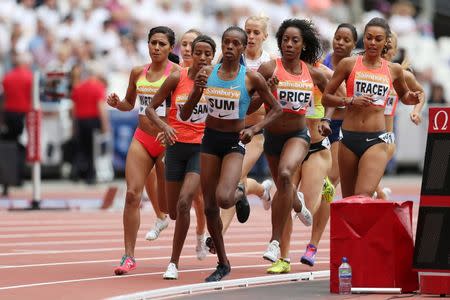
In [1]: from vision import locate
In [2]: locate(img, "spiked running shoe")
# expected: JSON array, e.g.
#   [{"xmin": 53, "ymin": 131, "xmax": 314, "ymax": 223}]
[
  {"xmin": 114, "ymin": 255, "xmax": 136, "ymax": 275},
  {"xmin": 163, "ymin": 262, "xmax": 178, "ymax": 280},
  {"xmin": 205, "ymin": 262, "xmax": 231, "ymax": 282},
  {"xmin": 267, "ymin": 259, "xmax": 291, "ymax": 274},
  {"xmin": 300, "ymin": 243, "xmax": 317, "ymax": 267},
  {"xmin": 263, "ymin": 240, "xmax": 280, "ymax": 263},
  {"xmin": 295, "ymin": 191, "xmax": 313, "ymax": 226},
  {"xmin": 260, "ymin": 179, "xmax": 273, "ymax": 210},
  {"xmin": 196, "ymin": 234, "xmax": 208, "ymax": 260},
  {"xmin": 322, "ymin": 177, "xmax": 336, "ymax": 203},
  {"xmin": 235, "ymin": 183, "xmax": 250, "ymax": 223},
  {"xmin": 145, "ymin": 216, "xmax": 169, "ymax": 241}
]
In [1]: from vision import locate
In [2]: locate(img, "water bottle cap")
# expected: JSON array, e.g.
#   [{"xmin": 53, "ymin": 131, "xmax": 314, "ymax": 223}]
[{"xmin": 342, "ymin": 257, "xmax": 348, "ymax": 263}]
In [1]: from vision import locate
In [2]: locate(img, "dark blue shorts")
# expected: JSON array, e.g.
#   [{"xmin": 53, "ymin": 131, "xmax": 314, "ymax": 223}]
[
  {"xmin": 263, "ymin": 127, "xmax": 311, "ymax": 156},
  {"xmin": 201, "ymin": 127, "xmax": 245, "ymax": 158},
  {"xmin": 165, "ymin": 142, "xmax": 200, "ymax": 181}
]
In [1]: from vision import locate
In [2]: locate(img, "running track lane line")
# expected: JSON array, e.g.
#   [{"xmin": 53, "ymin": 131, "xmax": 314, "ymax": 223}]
[{"xmin": 0, "ymin": 262, "xmax": 327, "ymax": 291}]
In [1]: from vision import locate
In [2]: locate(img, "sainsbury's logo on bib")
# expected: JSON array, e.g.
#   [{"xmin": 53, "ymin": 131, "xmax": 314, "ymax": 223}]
[
  {"xmin": 175, "ymin": 94, "xmax": 207, "ymax": 123},
  {"xmin": 204, "ymin": 87, "xmax": 240, "ymax": 120},
  {"xmin": 278, "ymin": 80, "xmax": 313, "ymax": 113},
  {"xmin": 354, "ymin": 72, "xmax": 390, "ymax": 107}
]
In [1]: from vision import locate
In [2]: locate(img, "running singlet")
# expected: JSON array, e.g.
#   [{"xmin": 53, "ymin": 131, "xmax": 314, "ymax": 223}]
[
  {"xmin": 272, "ymin": 58, "xmax": 314, "ymax": 115},
  {"xmin": 169, "ymin": 68, "xmax": 207, "ymax": 144},
  {"xmin": 203, "ymin": 64, "xmax": 251, "ymax": 120},
  {"xmin": 244, "ymin": 50, "xmax": 271, "ymax": 72},
  {"xmin": 346, "ymin": 56, "xmax": 392, "ymax": 107},
  {"xmin": 384, "ymin": 88, "xmax": 398, "ymax": 116},
  {"xmin": 322, "ymin": 53, "xmax": 333, "ymax": 70},
  {"xmin": 136, "ymin": 62, "xmax": 172, "ymax": 117}
]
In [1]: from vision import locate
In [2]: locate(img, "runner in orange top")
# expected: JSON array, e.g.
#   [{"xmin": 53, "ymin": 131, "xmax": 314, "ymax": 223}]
[
  {"xmin": 107, "ymin": 26, "xmax": 180, "ymax": 275},
  {"xmin": 322, "ymin": 17, "xmax": 421, "ymax": 198},
  {"xmin": 258, "ymin": 19, "xmax": 330, "ymax": 264},
  {"xmin": 146, "ymin": 35, "xmax": 216, "ymax": 280}
]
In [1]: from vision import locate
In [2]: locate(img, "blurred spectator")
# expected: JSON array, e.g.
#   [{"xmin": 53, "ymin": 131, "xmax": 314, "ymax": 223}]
[
  {"xmin": 389, "ymin": 0, "xmax": 417, "ymax": 36},
  {"xmin": 1, "ymin": 52, "xmax": 33, "ymax": 187},
  {"xmin": 36, "ymin": 0, "xmax": 61, "ymax": 30},
  {"xmin": 428, "ymin": 82, "xmax": 447, "ymax": 105},
  {"xmin": 70, "ymin": 62, "xmax": 109, "ymax": 184}
]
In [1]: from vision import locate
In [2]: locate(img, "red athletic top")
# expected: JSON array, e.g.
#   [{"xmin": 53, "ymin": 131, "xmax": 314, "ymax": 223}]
[
  {"xmin": 2, "ymin": 66, "xmax": 33, "ymax": 113},
  {"xmin": 346, "ymin": 56, "xmax": 392, "ymax": 107},
  {"xmin": 72, "ymin": 78, "xmax": 106, "ymax": 118},
  {"xmin": 271, "ymin": 58, "xmax": 314, "ymax": 115},
  {"xmin": 169, "ymin": 68, "xmax": 207, "ymax": 144}
]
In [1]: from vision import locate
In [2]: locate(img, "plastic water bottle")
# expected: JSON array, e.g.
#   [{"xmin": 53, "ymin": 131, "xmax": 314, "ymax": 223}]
[{"xmin": 338, "ymin": 257, "xmax": 352, "ymax": 295}]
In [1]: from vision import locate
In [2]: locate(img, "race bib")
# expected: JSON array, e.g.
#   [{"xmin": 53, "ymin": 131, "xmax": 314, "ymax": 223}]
[
  {"xmin": 278, "ymin": 80, "xmax": 313, "ymax": 113},
  {"xmin": 354, "ymin": 72, "xmax": 390, "ymax": 107},
  {"xmin": 204, "ymin": 87, "xmax": 240, "ymax": 120},
  {"xmin": 384, "ymin": 91, "xmax": 398, "ymax": 116},
  {"xmin": 137, "ymin": 87, "xmax": 166, "ymax": 117},
  {"xmin": 321, "ymin": 137, "xmax": 331, "ymax": 149},
  {"xmin": 175, "ymin": 94, "xmax": 208, "ymax": 124}
]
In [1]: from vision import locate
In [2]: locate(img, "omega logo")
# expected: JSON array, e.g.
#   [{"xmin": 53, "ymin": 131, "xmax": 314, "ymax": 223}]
[{"xmin": 433, "ymin": 110, "xmax": 448, "ymax": 131}]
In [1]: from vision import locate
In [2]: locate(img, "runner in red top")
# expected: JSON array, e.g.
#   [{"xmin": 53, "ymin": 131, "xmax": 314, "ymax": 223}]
[
  {"xmin": 107, "ymin": 26, "xmax": 180, "ymax": 275},
  {"xmin": 146, "ymin": 35, "xmax": 216, "ymax": 280},
  {"xmin": 322, "ymin": 17, "xmax": 421, "ymax": 198}
]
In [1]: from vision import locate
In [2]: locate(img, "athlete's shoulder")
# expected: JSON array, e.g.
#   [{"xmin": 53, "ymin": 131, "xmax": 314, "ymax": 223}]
[{"xmin": 257, "ymin": 59, "xmax": 277, "ymax": 79}]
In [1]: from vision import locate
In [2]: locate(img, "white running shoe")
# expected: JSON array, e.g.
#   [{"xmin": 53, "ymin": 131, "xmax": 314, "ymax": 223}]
[
  {"xmin": 145, "ymin": 217, "xmax": 169, "ymax": 241},
  {"xmin": 260, "ymin": 179, "xmax": 273, "ymax": 210},
  {"xmin": 195, "ymin": 234, "xmax": 208, "ymax": 260},
  {"xmin": 263, "ymin": 240, "xmax": 280, "ymax": 262},
  {"xmin": 295, "ymin": 191, "xmax": 312, "ymax": 226},
  {"xmin": 163, "ymin": 262, "xmax": 178, "ymax": 280}
]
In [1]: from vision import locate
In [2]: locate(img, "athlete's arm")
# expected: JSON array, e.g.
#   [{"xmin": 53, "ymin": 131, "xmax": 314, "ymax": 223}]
[
  {"xmin": 246, "ymin": 60, "xmax": 277, "ymax": 115},
  {"xmin": 404, "ymin": 70, "xmax": 425, "ymax": 125},
  {"xmin": 240, "ymin": 72, "xmax": 281, "ymax": 144},
  {"xmin": 391, "ymin": 63, "xmax": 421, "ymax": 105},
  {"xmin": 183, "ymin": 66, "xmax": 212, "ymax": 121},
  {"xmin": 106, "ymin": 66, "xmax": 141, "ymax": 111}
]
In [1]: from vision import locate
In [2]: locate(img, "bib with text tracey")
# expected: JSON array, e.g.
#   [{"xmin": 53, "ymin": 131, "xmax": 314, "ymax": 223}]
[
  {"xmin": 204, "ymin": 87, "xmax": 240, "ymax": 120},
  {"xmin": 277, "ymin": 81, "xmax": 313, "ymax": 113},
  {"xmin": 354, "ymin": 72, "xmax": 390, "ymax": 107},
  {"xmin": 137, "ymin": 86, "xmax": 166, "ymax": 117},
  {"xmin": 175, "ymin": 94, "xmax": 208, "ymax": 123}
]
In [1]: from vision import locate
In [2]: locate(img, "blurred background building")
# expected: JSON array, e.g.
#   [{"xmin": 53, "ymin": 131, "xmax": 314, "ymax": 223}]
[{"xmin": 0, "ymin": 0, "xmax": 448, "ymax": 182}]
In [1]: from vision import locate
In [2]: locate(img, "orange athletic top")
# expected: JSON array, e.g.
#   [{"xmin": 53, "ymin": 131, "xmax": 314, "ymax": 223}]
[
  {"xmin": 346, "ymin": 56, "xmax": 392, "ymax": 107},
  {"xmin": 271, "ymin": 58, "xmax": 314, "ymax": 115},
  {"xmin": 169, "ymin": 68, "xmax": 207, "ymax": 144}
]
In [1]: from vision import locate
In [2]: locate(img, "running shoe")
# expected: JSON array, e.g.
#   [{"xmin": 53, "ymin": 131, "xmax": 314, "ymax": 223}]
[
  {"xmin": 300, "ymin": 243, "xmax": 317, "ymax": 267},
  {"xmin": 196, "ymin": 233, "xmax": 208, "ymax": 260},
  {"xmin": 267, "ymin": 259, "xmax": 291, "ymax": 274},
  {"xmin": 295, "ymin": 191, "xmax": 313, "ymax": 226},
  {"xmin": 163, "ymin": 262, "xmax": 178, "ymax": 280},
  {"xmin": 205, "ymin": 236, "xmax": 216, "ymax": 254},
  {"xmin": 260, "ymin": 179, "xmax": 273, "ymax": 210},
  {"xmin": 145, "ymin": 216, "xmax": 169, "ymax": 241},
  {"xmin": 263, "ymin": 240, "xmax": 280, "ymax": 263},
  {"xmin": 322, "ymin": 177, "xmax": 336, "ymax": 203},
  {"xmin": 205, "ymin": 262, "xmax": 231, "ymax": 282},
  {"xmin": 114, "ymin": 255, "xmax": 136, "ymax": 275},
  {"xmin": 235, "ymin": 183, "xmax": 250, "ymax": 223}
]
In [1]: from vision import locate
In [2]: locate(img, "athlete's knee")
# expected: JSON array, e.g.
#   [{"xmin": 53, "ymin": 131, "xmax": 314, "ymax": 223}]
[
  {"xmin": 277, "ymin": 168, "xmax": 293, "ymax": 189},
  {"xmin": 124, "ymin": 188, "xmax": 142, "ymax": 208},
  {"xmin": 216, "ymin": 188, "xmax": 234, "ymax": 209},
  {"xmin": 177, "ymin": 197, "xmax": 191, "ymax": 217}
]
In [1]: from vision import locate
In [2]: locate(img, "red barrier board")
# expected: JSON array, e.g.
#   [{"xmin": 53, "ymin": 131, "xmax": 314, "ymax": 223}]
[{"xmin": 26, "ymin": 110, "xmax": 41, "ymax": 162}]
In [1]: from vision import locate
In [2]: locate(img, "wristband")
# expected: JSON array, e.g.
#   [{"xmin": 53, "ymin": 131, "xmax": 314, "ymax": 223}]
[{"xmin": 320, "ymin": 117, "xmax": 332, "ymax": 124}]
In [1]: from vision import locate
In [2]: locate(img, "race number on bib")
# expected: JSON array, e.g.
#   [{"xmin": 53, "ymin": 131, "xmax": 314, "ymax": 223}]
[
  {"xmin": 278, "ymin": 81, "xmax": 313, "ymax": 113},
  {"xmin": 384, "ymin": 92, "xmax": 397, "ymax": 116},
  {"xmin": 137, "ymin": 86, "xmax": 166, "ymax": 117},
  {"xmin": 204, "ymin": 87, "xmax": 240, "ymax": 120},
  {"xmin": 378, "ymin": 132, "xmax": 395, "ymax": 144},
  {"xmin": 175, "ymin": 95, "xmax": 208, "ymax": 123},
  {"xmin": 354, "ymin": 72, "xmax": 390, "ymax": 107}
]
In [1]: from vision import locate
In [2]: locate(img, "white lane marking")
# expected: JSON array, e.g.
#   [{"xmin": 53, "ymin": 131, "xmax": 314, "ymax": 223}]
[
  {"xmin": 0, "ymin": 249, "xmax": 331, "ymax": 269},
  {"xmin": 0, "ymin": 261, "xmax": 328, "ymax": 291}
]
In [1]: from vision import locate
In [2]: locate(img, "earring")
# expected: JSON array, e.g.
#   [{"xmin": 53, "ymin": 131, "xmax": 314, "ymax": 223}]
[{"xmin": 303, "ymin": 46, "xmax": 306, "ymax": 51}]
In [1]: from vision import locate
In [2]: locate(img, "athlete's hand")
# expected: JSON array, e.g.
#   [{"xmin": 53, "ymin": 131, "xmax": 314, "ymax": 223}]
[
  {"xmin": 318, "ymin": 121, "xmax": 332, "ymax": 137},
  {"xmin": 107, "ymin": 93, "xmax": 120, "ymax": 108},
  {"xmin": 161, "ymin": 125, "xmax": 178, "ymax": 146},
  {"xmin": 266, "ymin": 75, "xmax": 279, "ymax": 93},
  {"xmin": 352, "ymin": 95, "xmax": 373, "ymax": 107},
  {"xmin": 239, "ymin": 128, "xmax": 254, "ymax": 144},
  {"xmin": 410, "ymin": 111, "xmax": 422, "ymax": 125},
  {"xmin": 195, "ymin": 69, "xmax": 208, "ymax": 89},
  {"xmin": 405, "ymin": 90, "xmax": 421, "ymax": 105}
]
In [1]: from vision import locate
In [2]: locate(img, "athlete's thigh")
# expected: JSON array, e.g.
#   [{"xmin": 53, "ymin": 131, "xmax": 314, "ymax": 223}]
[
  {"xmin": 180, "ymin": 172, "xmax": 201, "ymax": 201},
  {"xmin": 155, "ymin": 154, "xmax": 167, "ymax": 212},
  {"xmin": 200, "ymin": 153, "xmax": 221, "ymax": 202},
  {"xmin": 300, "ymin": 150, "xmax": 331, "ymax": 210},
  {"xmin": 355, "ymin": 143, "xmax": 389, "ymax": 196},
  {"xmin": 241, "ymin": 134, "xmax": 264, "ymax": 179},
  {"xmin": 338, "ymin": 142, "xmax": 359, "ymax": 198},
  {"xmin": 125, "ymin": 139, "xmax": 154, "ymax": 190},
  {"xmin": 265, "ymin": 154, "xmax": 280, "ymax": 183},
  {"xmin": 278, "ymin": 138, "xmax": 309, "ymax": 177},
  {"xmin": 218, "ymin": 152, "xmax": 244, "ymax": 192}
]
